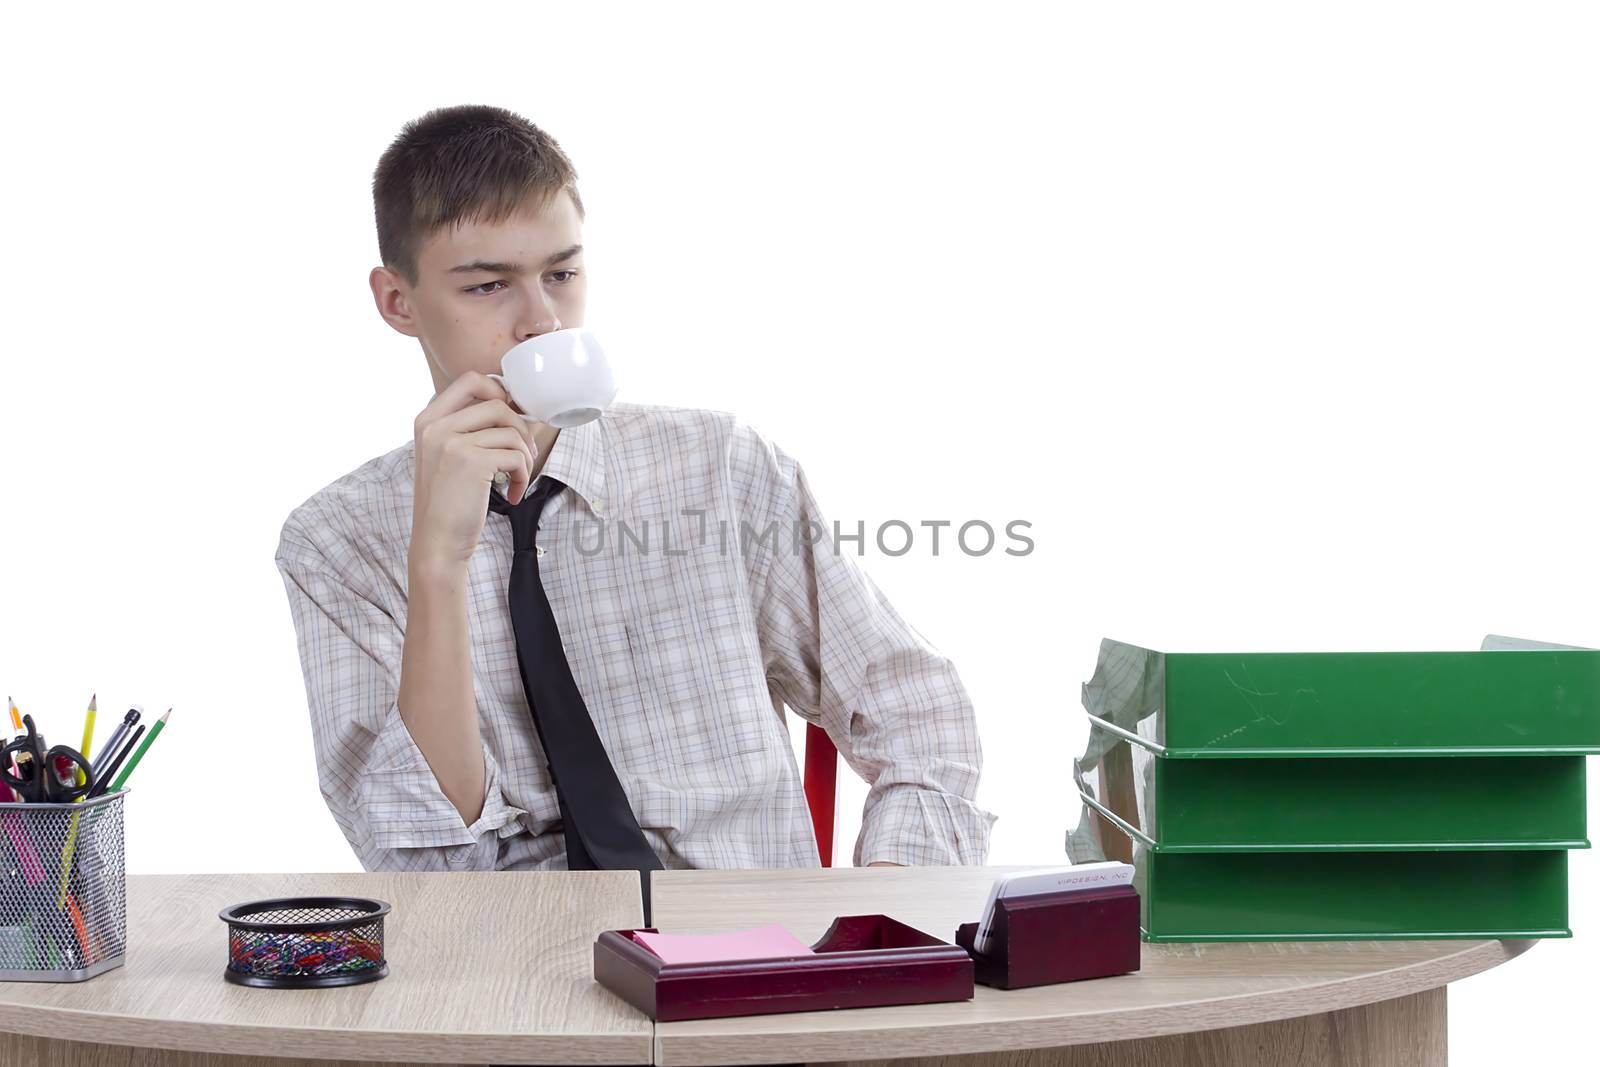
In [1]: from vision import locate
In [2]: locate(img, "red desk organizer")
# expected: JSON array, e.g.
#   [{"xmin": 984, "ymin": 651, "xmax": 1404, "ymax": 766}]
[
  {"xmin": 594, "ymin": 914, "xmax": 974, "ymax": 1021},
  {"xmin": 953, "ymin": 885, "xmax": 1141, "ymax": 989}
]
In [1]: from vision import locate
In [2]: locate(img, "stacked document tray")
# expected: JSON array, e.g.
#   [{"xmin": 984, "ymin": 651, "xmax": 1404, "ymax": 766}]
[{"xmin": 1065, "ymin": 636, "xmax": 1600, "ymax": 941}]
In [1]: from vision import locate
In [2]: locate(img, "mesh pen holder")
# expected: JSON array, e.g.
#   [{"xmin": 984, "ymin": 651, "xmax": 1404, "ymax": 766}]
[
  {"xmin": 219, "ymin": 896, "xmax": 390, "ymax": 988},
  {"xmin": 0, "ymin": 789, "xmax": 128, "ymax": 982}
]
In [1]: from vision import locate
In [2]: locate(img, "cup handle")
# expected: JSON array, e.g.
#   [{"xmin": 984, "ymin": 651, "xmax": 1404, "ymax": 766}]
[{"xmin": 485, "ymin": 374, "xmax": 540, "ymax": 422}]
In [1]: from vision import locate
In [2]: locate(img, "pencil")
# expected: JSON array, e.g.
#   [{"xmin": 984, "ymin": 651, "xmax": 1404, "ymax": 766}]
[
  {"xmin": 76, "ymin": 694, "xmax": 97, "ymax": 789},
  {"xmin": 7, "ymin": 697, "xmax": 20, "ymax": 733},
  {"xmin": 58, "ymin": 697, "xmax": 104, "ymax": 902},
  {"xmin": 64, "ymin": 893, "xmax": 93, "ymax": 962},
  {"xmin": 109, "ymin": 709, "xmax": 169, "ymax": 793},
  {"xmin": 57, "ymin": 813, "xmax": 85, "ymax": 907}
]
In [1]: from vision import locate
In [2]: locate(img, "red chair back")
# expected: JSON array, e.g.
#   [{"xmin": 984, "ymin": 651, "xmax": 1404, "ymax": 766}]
[{"xmin": 802, "ymin": 722, "xmax": 839, "ymax": 866}]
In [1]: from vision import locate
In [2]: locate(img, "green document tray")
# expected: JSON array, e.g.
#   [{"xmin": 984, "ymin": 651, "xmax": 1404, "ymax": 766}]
[
  {"xmin": 1067, "ymin": 799, "xmax": 1573, "ymax": 941},
  {"xmin": 1083, "ymin": 637, "xmax": 1600, "ymax": 757},
  {"xmin": 1075, "ymin": 720, "xmax": 1590, "ymax": 852}
]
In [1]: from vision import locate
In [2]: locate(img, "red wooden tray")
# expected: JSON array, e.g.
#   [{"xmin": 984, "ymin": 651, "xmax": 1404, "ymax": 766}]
[
  {"xmin": 954, "ymin": 884, "xmax": 1141, "ymax": 989},
  {"xmin": 594, "ymin": 913, "xmax": 975, "ymax": 1021}
]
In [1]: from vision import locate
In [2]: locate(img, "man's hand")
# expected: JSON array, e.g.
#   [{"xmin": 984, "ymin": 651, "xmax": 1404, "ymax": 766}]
[{"xmin": 410, "ymin": 371, "xmax": 539, "ymax": 571}]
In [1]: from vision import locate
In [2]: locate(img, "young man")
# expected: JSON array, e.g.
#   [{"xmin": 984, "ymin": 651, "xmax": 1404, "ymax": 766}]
[{"xmin": 275, "ymin": 104, "xmax": 995, "ymax": 892}]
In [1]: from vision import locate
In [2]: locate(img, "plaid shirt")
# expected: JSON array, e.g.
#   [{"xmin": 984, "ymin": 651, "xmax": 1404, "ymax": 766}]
[{"xmin": 274, "ymin": 400, "xmax": 995, "ymax": 872}]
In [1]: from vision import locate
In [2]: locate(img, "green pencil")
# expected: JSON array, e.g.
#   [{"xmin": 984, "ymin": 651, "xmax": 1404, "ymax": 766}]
[{"xmin": 109, "ymin": 708, "xmax": 169, "ymax": 792}]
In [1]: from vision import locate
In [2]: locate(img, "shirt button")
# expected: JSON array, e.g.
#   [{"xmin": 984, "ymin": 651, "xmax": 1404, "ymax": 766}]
[
  {"xmin": 536, "ymin": 545, "xmax": 547, "ymax": 558},
  {"xmin": 591, "ymin": 498, "xmax": 604, "ymax": 513}
]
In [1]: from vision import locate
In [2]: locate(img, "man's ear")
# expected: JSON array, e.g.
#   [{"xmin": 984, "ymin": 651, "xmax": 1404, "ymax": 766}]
[{"xmin": 369, "ymin": 265, "xmax": 421, "ymax": 338}]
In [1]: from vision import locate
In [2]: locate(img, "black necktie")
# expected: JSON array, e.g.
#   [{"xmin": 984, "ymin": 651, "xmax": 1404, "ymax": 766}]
[{"xmin": 488, "ymin": 476, "xmax": 663, "ymax": 923}]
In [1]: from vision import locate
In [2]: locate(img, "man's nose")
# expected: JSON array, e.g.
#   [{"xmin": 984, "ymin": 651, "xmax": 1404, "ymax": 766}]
[{"xmin": 514, "ymin": 289, "xmax": 562, "ymax": 342}]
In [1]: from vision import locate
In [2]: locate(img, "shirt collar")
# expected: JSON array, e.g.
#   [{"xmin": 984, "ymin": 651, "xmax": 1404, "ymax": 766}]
[{"xmin": 508, "ymin": 413, "xmax": 609, "ymax": 513}]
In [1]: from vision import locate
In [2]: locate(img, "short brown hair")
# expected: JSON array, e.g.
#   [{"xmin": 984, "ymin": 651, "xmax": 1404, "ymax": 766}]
[{"xmin": 373, "ymin": 104, "xmax": 585, "ymax": 286}]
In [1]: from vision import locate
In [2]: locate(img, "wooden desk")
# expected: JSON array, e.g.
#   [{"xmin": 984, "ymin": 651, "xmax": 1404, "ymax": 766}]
[
  {"xmin": 0, "ymin": 871, "xmax": 649, "ymax": 1066},
  {"xmin": 0, "ymin": 867, "xmax": 1538, "ymax": 1066},
  {"xmin": 649, "ymin": 866, "xmax": 1534, "ymax": 1067}
]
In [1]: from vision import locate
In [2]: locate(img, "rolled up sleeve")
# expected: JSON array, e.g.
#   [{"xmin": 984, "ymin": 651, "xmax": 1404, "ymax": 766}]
[
  {"xmin": 275, "ymin": 510, "xmax": 526, "ymax": 871},
  {"xmin": 737, "ymin": 428, "xmax": 998, "ymax": 867}
]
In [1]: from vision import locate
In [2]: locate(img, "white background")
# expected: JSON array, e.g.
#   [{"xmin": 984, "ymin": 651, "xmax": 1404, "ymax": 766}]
[{"xmin": 1, "ymin": 1, "xmax": 1594, "ymax": 1059}]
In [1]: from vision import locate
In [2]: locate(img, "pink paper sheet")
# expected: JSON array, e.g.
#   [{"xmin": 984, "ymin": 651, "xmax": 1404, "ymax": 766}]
[{"xmin": 634, "ymin": 922, "xmax": 815, "ymax": 964}]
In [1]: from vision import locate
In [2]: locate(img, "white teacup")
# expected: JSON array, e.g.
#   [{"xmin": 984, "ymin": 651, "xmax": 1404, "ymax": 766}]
[{"xmin": 487, "ymin": 327, "xmax": 617, "ymax": 428}]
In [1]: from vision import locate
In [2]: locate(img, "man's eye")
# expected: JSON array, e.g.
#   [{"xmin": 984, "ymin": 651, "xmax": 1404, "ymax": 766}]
[
  {"xmin": 551, "ymin": 269, "xmax": 580, "ymax": 283},
  {"xmin": 465, "ymin": 280, "xmax": 507, "ymax": 295}
]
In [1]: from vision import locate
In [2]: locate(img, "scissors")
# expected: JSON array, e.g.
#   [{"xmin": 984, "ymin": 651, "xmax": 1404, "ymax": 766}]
[{"xmin": 1, "ymin": 715, "xmax": 94, "ymax": 803}]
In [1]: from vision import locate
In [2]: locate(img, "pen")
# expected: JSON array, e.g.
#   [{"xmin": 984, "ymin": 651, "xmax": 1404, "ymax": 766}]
[
  {"xmin": 88, "ymin": 725, "xmax": 143, "ymax": 800},
  {"xmin": 90, "ymin": 708, "xmax": 139, "ymax": 780}
]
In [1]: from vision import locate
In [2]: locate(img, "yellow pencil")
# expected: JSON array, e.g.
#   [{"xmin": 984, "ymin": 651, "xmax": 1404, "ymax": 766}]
[
  {"xmin": 7, "ymin": 696, "xmax": 20, "ymax": 733},
  {"xmin": 58, "ymin": 693, "xmax": 102, "ymax": 907},
  {"xmin": 77, "ymin": 694, "xmax": 98, "ymax": 788}
]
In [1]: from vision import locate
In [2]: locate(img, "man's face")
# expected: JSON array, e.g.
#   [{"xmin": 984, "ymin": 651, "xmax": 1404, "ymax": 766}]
[{"xmin": 370, "ymin": 189, "xmax": 588, "ymax": 396}]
